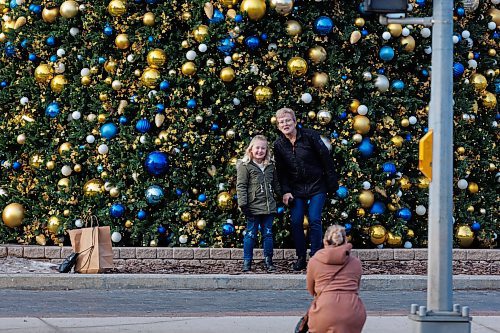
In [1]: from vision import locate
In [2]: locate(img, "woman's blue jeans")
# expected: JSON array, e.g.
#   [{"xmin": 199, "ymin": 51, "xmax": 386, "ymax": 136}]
[
  {"xmin": 289, "ymin": 192, "xmax": 327, "ymax": 258},
  {"xmin": 243, "ymin": 214, "xmax": 274, "ymax": 260}
]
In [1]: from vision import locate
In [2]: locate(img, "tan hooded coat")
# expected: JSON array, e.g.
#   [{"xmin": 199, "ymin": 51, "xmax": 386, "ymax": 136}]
[{"xmin": 306, "ymin": 243, "xmax": 366, "ymax": 333}]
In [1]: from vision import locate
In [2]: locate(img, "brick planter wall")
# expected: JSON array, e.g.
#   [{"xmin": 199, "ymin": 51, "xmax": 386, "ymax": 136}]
[{"xmin": 1, "ymin": 245, "xmax": 498, "ymax": 266}]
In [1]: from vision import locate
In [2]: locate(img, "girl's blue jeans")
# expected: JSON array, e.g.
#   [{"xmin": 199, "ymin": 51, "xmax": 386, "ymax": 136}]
[{"xmin": 243, "ymin": 214, "xmax": 274, "ymax": 260}]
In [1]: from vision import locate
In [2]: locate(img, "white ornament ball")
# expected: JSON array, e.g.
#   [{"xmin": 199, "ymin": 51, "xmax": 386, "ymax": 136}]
[
  {"xmin": 466, "ymin": 38, "xmax": 474, "ymax": 48},
  {"xmin": 198, "ymin": 44, "xmax": 207, "ymax": 52},
  {"xmin": 233, "ymin": 98, "xmax": 240, "ymax": 105},
  {"xmin": 382, "ymin": 31, "xmax": 391, "ymax": 40},
  {"xmin": 104, "ymin": 181, "xmax": 112, "ymax": 191},
  {"xmin": 341, "ymin": 212, "xmax": 348, "ymax": 219},
  {"xmin": 352, "ymin": 133, "xmax": 363, "ymax": 143},
  {"xmin": 20, "ymin": 97, "xmax": 29, "ymax": 105},
  {"xmin": 468, "ymin": 59, "xmax": 477, "ymax": 69},
  {"xmin": 457, "ymin": 179, "xmax": 468, "ymax": 190},
  {"xmin": 362, "ymin": 181, "xmax": 371, "ymax": 190},
  {"xmin": 80, "ymin": 68, "xmax": 90, "ymax": 76},
  {"xmin": 224, "ymin": 56, "xmax": 232, "ymax": 64},
  {"xmin": 357, "ymin": 105, "xmax": 368, "ymax": 115},
  {"xmin": 75, "ymin": 219, "xmax": 83, "ymax": 228},
  {"xmin": 461, "ymin": 30, "xmax": 470, "ymax": 39},
  {"xmin": 127, "ymin": 54, "xmax": 135, "ymax": 62},
  {"xmin": 140, "ymin": 135, "xmax": 147, "ymax": 144},
  {"xmin": 250, "ymin": 64, "xmax": 259, "ymax": 74},
  {"xmin": 452, "ymin": 35, "xmax": 459, "ymax": 44},
  {"xmin": 397, "ymin": 190, "xmax": 402, "ymax": 197},
  {"xmin": 86, "ymin": 135, "xmax": 95, "ymax": 144},
  {"xmin": 268, "ymin": 43, "xmax": 277, "ymax": 51},
  {"xmin": 424, "ymin": 46, "xmax": 432, "ymax": 54},
  {"xmin": 488, "ymin": 22, "xmax": 496, "ymax": 30},
  {"xmin": 407, "ymin": 3, "xmax": 413, "ymax": 11},
  {"xmin": 226, "ymin": 219, "xmax": 234, "ymax": 225},
  {"xmin": 404, "ymin": 241, "xmax": 413, "ymax": 249},
  {"xmin": 179, "ymin": 235, "xmax": 188, "ymax": 244},
  {"xmin": 421, "ymin": 28, "xmax": 431, "ymax": 38},
  {"xmin": 111, "ymin": 232, "xmax": 122, "ymax": 243},
  {"xmin": 301, "ymin": 92, "xmax": 313, "ymax": 104},
  {"xmin": 69, "ymin": 27, "xmax": 79, "ymax": 36},
  {"xmin": 374, "ymin": 75, "xmax": 390, "ymax": 92},
  {"xmin": 147, "ymin": 90, "xmax": 157, "ymax": 99},
  {"xmin": 362, "ymin": 71, "xmax": 372, "ymax": 81},
  {"xmin": 57, "ymin": 49, "xmax": 66, "ymax": 57},
  {"xmin": 98, "ymin": 144, "xmax": 109, "ymax": 154},
  {"xmin": 341, "ymin": 139, "xmax": 348, "ymax": 145},
  {"xmin": 416, "ymin": 205, "xmax": 427, "ymax": 216},
  {"xmin": 186, "ymin": 50, "xmax": 197, "ymax": 60},
  {"xmin": 409, "ymin": 116, "xmax": 417, "ymax": 125},
  {"xmin": 55, "ymin": 63, "xmax": 65, "ymax": 74},
  {"xmin": 402, "ymin": 27, "xmax": 410, "ymax": 36}
]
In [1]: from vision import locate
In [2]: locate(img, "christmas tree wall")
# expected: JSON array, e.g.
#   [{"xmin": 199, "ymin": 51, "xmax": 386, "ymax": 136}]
[{"xmin": 0, "ymin": 0, "xmax": 498, "ymax": 249}]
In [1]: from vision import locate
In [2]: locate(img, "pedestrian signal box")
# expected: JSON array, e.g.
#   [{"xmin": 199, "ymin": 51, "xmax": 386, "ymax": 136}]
[
  {"xmin": 419, "ymin": 130, "xmax": 433, "ymax": 180},
  {"xmin": 363, "ymin": 0, "xmax": 408, "ymax": 13}
]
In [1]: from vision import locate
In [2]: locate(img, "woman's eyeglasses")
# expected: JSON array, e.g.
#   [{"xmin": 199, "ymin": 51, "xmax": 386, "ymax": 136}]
[{"xmin": 278, "ymin": 118, "xmax": 294, "ymax": 125}]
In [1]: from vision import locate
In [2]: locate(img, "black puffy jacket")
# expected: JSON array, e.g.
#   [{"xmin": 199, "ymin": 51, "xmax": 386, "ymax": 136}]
[{"xmin": 273, "ymin": 128, "xmax": 339, "ymax": 198}]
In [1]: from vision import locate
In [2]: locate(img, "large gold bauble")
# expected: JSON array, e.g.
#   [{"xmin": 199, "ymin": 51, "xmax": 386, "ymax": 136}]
[
  {"xmin": 81, "ymin": 76, "xmax": 91, "ymax": 86},
  {"xmin": 143, "ymin": 12, "xmax": 155, "ymax": 26},
  {"xmin": 317, "ymin": 110, "xmax": 332, "ymax": 125},
  {"xmin": 221, "ymin": 0, "xmax": 239, "ymax": 8},
  {"xmin": 287, "ymin": 57, "xmax": 308, "ymax": 77},
  {"xmin": 481, "ymin": 91, "xmax": 497, "ymax": 109},
  {"xmin": 470, "ymin": 74, "xmax": 487, "ymax": 92},
  {"xmin": 50, "ymin": 75, "xmax": 67, "ymax": 93},
  {"xmin": 34, "ymin": 64, "xmax": 53, "ymax": 83},
  {"xmin": 58, "ymin": 142, "xmax": 72, "ymax": 155},
  {"xmin": 417, "ymin": 177, "xmax": 430, "ymax": 189},
  {"xmin": 240, "ymin": 0, "xmax": 267, "ymax": 21},
  {"xmin": 456, "ymin": 225, "xmax": 474, "ymax": 248},
  {"xmin": 487, "ymin": 8, "xmax": 500, "ymax": 26},
  {"xmin": 2, "ymin": 203, "xmax": 25, "ymax": 228},
  {"xmin": 108, "ymin": 0, "xmax": 126, "ymax": 16},
  {"xmin": 285, "ymin": 20, "xmax": 302, "ymax": 36},
  {"xmin": 181, "ymin": 211, "xmax": 192, "ymax": 222},
  {"xmin": 147, "ymin": 49, "xmax": 167, "ymax": 69},
  {"xmin": 391, "ymin": 135, "xmax": 404, "ymax": 147},
  {"xmin": 59, "ymin": 0, "xmax": 79, "ymax": 19},
  {"xmin": 141, "ymin": 67, "xmax": 160, "ymax": 88},
  {"xmin": 311, "ymin": 72, "xmax": 329, "ymax": 89},
  {"xmin": 181, "ymin": 61, "xmax": 197, "ymax": 76},
  {"xmin": 57, "ymin": 178, "xmax": 70, "ymax": 191},
  {"xmin": 369, "ymin": 225, "xmax": 387, "ymax": 245},
  {"xmin": 196, "ymin": 219, "xmax": 207, "ymax": 230},
  {"xmin": 386, "ymin": 232, "xmax": 402, "ymax": 247},
  {"xmin": 217, "ymin": 191, "xmax": 233, "ymax": 210},
  {"xmin": 354, "ymin": 17, "xmax": 365, "ymax": 27},
  {"xmin": 270, "ymin": 0, "xmax": 293, "ymax": 15},
  {"xmin": 359, "ymin": 190, "xmax": 374, "ymax": 208},
  {"xmin": 467, "ymin": 182, "xmax": 479, "ymax": 194},
  {"xmin": 42, "ymin": 7, "xmax": 59, "ymax": 23},
  {"xmin": 387, "ymin": 24, "xmax": 402, "ymax": 37},
  {"xmin": 83, "ymin": 179, "xmax": 105, "ymax": 196},
  {"xmin": 308, "ymin": 46, "xmax": 327, "ymax": 64},
  {"xmin": 253, "ymin": 85, "xmax": 273, "ymax": 103},
  {"xmin": 47, "ymin": 216, "xmax": 60, "ymax": 234},
  {"xmin": 193, "ymin": 25, "xmax": 209, "ymax": 43},
  {"xmin": 115, "ymin": 34, "xmax": 130, "ymax": 49},
  {"xmin": 220, "ymin": 67, "xmax": 235, "ymax": 82},
  {"xmin": 29, "ymin": 154, "xmax": 43, "ymax": 169},
  {"xmin": 400, "ymin": 36, "xmax": 415, "ymax": 52},
  {"xmin": 353, "ymin": 115, "xmax": 370, "ymax": 134}
]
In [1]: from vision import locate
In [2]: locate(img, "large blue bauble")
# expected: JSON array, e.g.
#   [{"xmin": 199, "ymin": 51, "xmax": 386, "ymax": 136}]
[
  {"xmin": 10, "ymin": 0, "xmax": 18, "ymax": 8},
  {"xmin": 370, "ymin": 201, "xmax": 386, "ymax": 215},
  {"xmin": 144, "ymin": 151, "xmax": 169, "ymax": 176},
  {"xmin": 382, "ymin": 162, "xmax": 397, "ymax": 175},
  {"xmin": 222, "ymin": 223, "xmax": 235, "ymax": 236},
  {"xmin": 217, "ymin": 37, "xmax": 235, "ymax": 55},
  {"xmin": 397, "ymin": 207, "xmax": 412, "ymax": 221},
  {"xmin": 314, "ymin": 16, "xmax": 334, "ymax": 35},
  {"xmin": 358, "ymin": 138, "xmax": 374, "ymax": 158},
  {"xmin": 391, "ymin": 80, "xmax": 405, "ymax": 91},
  {"xmin": 45, "ymin": 102, "xmax": 60, "ymax": 118},
  {"xmin": 379, "ymin": 46, "xmax": 395, "ymax": 61},
  {"xmin": 145, "ymin": 185, "xmax": 165, "ymax": 205},
  {"xmin": 209, "ymin": 9, "xmax": 224, "ymax": 24},
  {"xmin": 135, "ymin": 118, "xmax": 151, "ymax": 133},
  {"xmin": 336, "ymin": 186, "xmax": 349, "ymax": 199},
  {"xmin": 453, "ymin": 63, "xmax": 465, "ymax": 77},
  {"xmin": 110, "ymin": 203, "xmax": 126, "ymax": 218},
  {"xmin": 244, "ymin": 36, "xmax": 260, "ymax": 51},
  {"xmin": 100, "ymin": 123, "xmax": 119, "ymax": 140}
]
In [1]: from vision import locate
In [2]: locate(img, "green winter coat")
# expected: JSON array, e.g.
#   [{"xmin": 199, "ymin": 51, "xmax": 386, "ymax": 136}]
[{"xmin": 236, "ymin": 160, "xmax": 281, "ymax": 215}]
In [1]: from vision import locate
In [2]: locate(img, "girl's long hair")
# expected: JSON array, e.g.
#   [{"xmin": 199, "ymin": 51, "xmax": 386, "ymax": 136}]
[{"xmin": 240, "ymin": 135, "xmax": 273, "ymax": 166}]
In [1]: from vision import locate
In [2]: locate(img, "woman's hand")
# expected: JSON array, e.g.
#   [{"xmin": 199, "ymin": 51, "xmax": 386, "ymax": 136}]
[{"xmin": 283, "ymin": 193, "xmax": 294, "ymax": 206}]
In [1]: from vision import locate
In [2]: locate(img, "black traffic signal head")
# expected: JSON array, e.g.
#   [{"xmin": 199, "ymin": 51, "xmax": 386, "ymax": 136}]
[{"xmin": 364, "ymin": 0, "xmax": 408, "ymax": 13}]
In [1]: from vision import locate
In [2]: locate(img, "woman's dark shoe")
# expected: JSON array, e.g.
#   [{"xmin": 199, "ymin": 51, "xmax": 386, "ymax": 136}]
[
  {"xmin": 264, "ymin": 256, "xmax": 276, "ymax": 272},
  {"xmin": 242, "ymin": 260, "xmax": 252, "ymax": 272},
  {"xmin": 293, "ymin": 256, "xmax": 307, "ymax": 271}
]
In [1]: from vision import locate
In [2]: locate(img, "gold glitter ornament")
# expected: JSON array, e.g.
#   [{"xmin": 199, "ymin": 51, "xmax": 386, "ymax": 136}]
[
  {"xmin": 181, "ymin": 62, "xmax": 196, "ymax": 76},
  {"xmin": 311, "ymin": 72, "xmax": 329, "ymax": 89},
  {"xmin": 287, "ymin": 57, "xmax": 308, "ymax": 77},
  {"xmin": 391, "ymin": 135, "xmax": 404, "ymax": 147},
  {"xmin": 47, "ymin": 216, "xmax": 60, "ymax": 233},
  {"xmin": 2, "ymin": 203, "xmax": 25, "ymax": 228},
  {"xmin": 317, "ymin": 110, "xmax": 332, "ymax": 125},
  {"xmin": 81, "ymin": 76, "xmax": 91, "ymax": 85},
  {"xmin": 353, "ymin": 115, "xmax": 370, "ymax": 134},
  {"xmin": 481, "ymin": 91, "xmax": 497, "ymax": 109},
  {"xmin": 108, "ymin": 0, "xmax": 126, "ymax": 16},
  {"xmin": 358, "ymin": 190, "xmax": 374, "ymax": 208},
  {"xmin": 115, "ymin": 34, "xmax": 130, "ymax": 49},
  {"xmin": 104, "ymin": 60, "xmax": 117, "ymax": 73},
  {"xmin": 193, "ymin": 25, "xmax": 209, "ymax": 43},
  {"xmin": 220, "ymin": 67, "xmax": 235, "ymax": 82},
  {"xmin": 470, "ymin": 74, "xmax": 487, "ymax": 92},
  {"xmin": 253, "ymin": 86, "xmax": 273, "ymax": 103},
  {"xmin": 369, "ymin": 225, "xmax": 387, "ymax": 245},
  {"xmin": 285, "ymin": 20, "xmax": 302, "ymax": 36},
  {"xmin": 240, "ymin": 0, "xmax": 267, "ymax": 21},
  {"xmin": 181, "ymin": 211, "xmax": 192, "ymax": 222},
  {"xmin": 147, "ymin": 49, "xmax": 167, "ymax": 69},
  {"xmin": 50, "ymin": 75, "xmax": 67, "ymax": 93},
  {"xmin": 400, "ymin": 36, "xmax": 415, "ymax": 52},
  {"xmin": 456, "ymin": 225, "xmax": 474, "ymax": 248},
  {"xmin": 29, "ymin": 154, "xmax": 43, "ymax": 168},
  {"xmin": 42, "ymin": 7, "xmax": 59, "ymax": 23},
  {"xmin": 217, "ymin": 191, "xmax": 233, "ymax": 210},
  {"xmin": 387, "ymin": 24, "xmax": 402, "ymax": 37},
  {"xmin": 354, "ymin": 17, "xmax": 365, "ymax": 27},
  {"xmin": 143, "ymin": 12, "xmax": 155, "ymax": 26},
  {"xmin": 58, "ymin": 142, "xmax": 72, "ymax": 155},
  {"xmin": 83, "ymin": 179, "xmax": 105, "ymax": 196},
  {"xmin": 34, "ymin": 64, "xmax": 53, "ymax": 83},
  {"xmin": 386, "ymin": 232, "xmax": 402, "ymax": 247},
  {"xmin": 59, "ymin": 0, "xmax": 79, "ymax": 19},
  {"xmin": 141, "ymin": 67, "xmax": 161, "ymax": 88}
]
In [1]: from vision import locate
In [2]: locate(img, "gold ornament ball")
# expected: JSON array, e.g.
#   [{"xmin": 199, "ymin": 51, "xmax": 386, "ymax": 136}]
[
  {"xmin": 487, "ymin": 8, "xmax": 500, "ymax": 26},
  {"xmin": 488, "ymin": 48, "xmax": 496, "ymax": 57},
  {"xmin": 287, "ymin": 57, "xmax": 308, "ymax": 77},
  {"xmin": 285, "ymin": 20, "xmax": 302, "ymax": 36},
  {"xmin": 456, "ymin": 225, "xmax": 474, "ymax": 248},
  {"xmin": 50, "ymin": 75, "xmax": 67, "ymax": 93},
  {"xmin": 36, "ymin": 234, "xmax": 47, "ymax": 246},
  {"xmin": 231, "ymin": 53, "xmax": 240, "ymax": 61},
  {"xmin": 147, "ymin": 49, "xmax": 167, "ymax": 69},
  {"xmin": 46, "ymin": 161, "xmax": 55, "ymax": 170},
  {"xmin": 97, "ymin": 113, "xmax": 107, "ymax": 122},
  {"xmin": 270, "ymin": 0, "xmax": 293, "ymax": 15},
  {"xmin": 111, "ymin": 80, "xmax": 122, "ymax": 91},
  {"xmin": 108, "ymin": 0, "xmax": 126, "ymax": 16},
  {"xmin": 181, "ymin": 211, "xmax": 192, "ymax": 222},
  {"xmin": 143, "ymin": 12, "xmax": 155, "ymax": 26},
  {"xmin": 63, "ymin": 209, "xmax": 70, "ymax": 217},
  {"xmin": 370, "ymin": 225, "xmax": 387, "ymax": 245},
  {"xmin": 104, "ymin": 60, "xmax": 117, "ymax": 73},
  {"xmin": 59, "ymin": 0, "xmax": 79, "ymax": 19},
  {"xmin": 311, "ymin": 72, "xmax": 329, "ymax": 89},
  {"xmin": 254, "ymin": 85, "xmax": 273, "ymax": 103},
  {"xmin": 468, "ymin": 182, "xmax": 479, "ymax": 194},
  {"xmin": 485, "ymin": 69, "xmax": 497, "ymax": 78},
  {"xmin": 115, "ymin": 34, "xmax": 130, "ymax": 49},
  {"xmin": 359, "ymin": 190, "xmax": 374, "ymax": 208},
  {"xmin": 220, "ymin": 67, "xmax": 235, "ymax": 82},
  {"xmin": 489, "ymin": 163, "xmax": 496, "ymax": 171},
  {"xmin": 357, "ymin": 208, "xmax": 365, "ymax": 217},
  {"xmin": 308, "ymin": 111, "xmax": 316, "ymax": 119},
  {"xmin": 240, "ymin": 0, "xmax": 267, "ymax": 21},
  {"xmin": 387, "ymin": 24, "xmax": 402, "ymax": 37},
  {"xmin": 181, "ymin": 61, "xmax": 197, "ymax": 76},
  {"xmin": 470, "ymin": 74, "xmax": 487, "ymax": 92},
  {"xmin": 386, "ymin": 232, "xmax": 402, "ymax": 247},
  {"xmin": 317, "ymin": 110, "xmax": 332, "ymax": 125},
  {"xmin": 181, "ymin": 11, "xmax": 192, "ymax": 21},
  {"xmin": 57, "ymin": 178, "xmax": 70, "ymax": 191},
  {"xmin": 400, "ymin": 35, "xmax": 415, "ymax": 52},
  {"xmin": 141, "ymin": 67, "xmax": 161, "ymax": 88},
  {"xmin": 125, "ymin": 220, "xmax": 133, "ymax": 228},
  {"xmin": 109, "ymin": 187, "xmax": 120, "ymax": 198},
  {"xmin": 401, "ymin": 118, "xmax": 410, "ymax": 127},
  {"xmin": 193, "ymin": 25, "xmax": 209, "ymax": 43},
  {"xmin": 17, "ymin": 133, "xmax": 26, "ymax": 145},
  {"xmin": 354, "ymin": 17, "xmax": 365, "ymax": 27},
  {"xmin": 58, "ymin": 142, "xmax": 72, "ymax": 155},
  {"xmin": 47, "ymin": 216, "xmax": 60, "ymax": 234},
  {"xmin": 467, "ymin": 205, "xmax": 475, "ymax": 213},
  {"xmin": 73, "ymin": 164, "xmax": 82, "ymax": 172},
  {"xmin": 226, "ymin": 129, "xmax": 236, "ymax": 139},
  {"xmin": 197, "ymin": 219, "xmax": 207, "ymax": 230},
  {"xmin": 481, "ymin": 91, "xmax": 497, "ymax": 109},
  {"xmin": 182, "ymin": 40, "xmax": 189, "ymax": 48},
  {"xmin": 2, "ymin": 203, "xmax": 25, "ymax": 228},
  {"xmin": 29, "ymin": 154, "xmax": 43, "ymax": 168},
  {"xmin": 457, "ymin": 146, "xmax": 465, "ymax": 154},
  {"xmin": 35, "ymin": 64, "xmax": 53, "ymax": 83},
  {"xmin": 308, "ymin": 46, "xmax": 327, "ymax": 64},
  {"xmin": 42, "ymin": 7, "xmax": 59, "ymax": 23},
  {"xmin": 352, "ymin": 133, "xmax": 363, "ymax": 143},
  {"xmin": 81, "ymin": 76, "xmax": 91, "ymax": 86},
  {"xmin": 391, "ymin": 135, "xmax": 404, "ymax": 147},
  {"xmin": 353, "ymin": 115, "xmax": 370, "ymax": 134},
  {"xmin": 217, "ymin": 191, "xmax": 233, "ymax": 210},
  {"xmin": 349, "ymin": 99, "xmax": 360, "ymax": 113},
  {"xmin": 221, "ymin": 0, "xmax": 239, "ymax": 8},
  {"xmin": 83, "ymin": 179, "xmax": 105, "ymax": 196}
]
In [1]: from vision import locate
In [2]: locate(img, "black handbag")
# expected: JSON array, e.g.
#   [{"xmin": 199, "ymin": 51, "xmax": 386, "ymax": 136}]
[{"xmin": 58, "ymin": 252, "xmax": 79, "ymax": 273}]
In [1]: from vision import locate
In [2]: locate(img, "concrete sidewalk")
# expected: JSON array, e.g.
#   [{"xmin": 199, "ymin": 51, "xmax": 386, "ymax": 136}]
[
  {"xmin": 0, "ymin": 316, "xmax": 498, "ymax": 333},
  {"xmin": 0, "ymin": 273, "xmax": 499, "ymax": 291}
]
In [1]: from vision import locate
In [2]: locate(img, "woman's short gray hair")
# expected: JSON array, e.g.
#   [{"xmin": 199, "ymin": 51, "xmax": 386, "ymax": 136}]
[{"xmin": 276, "ymin": 108, "xmax": 296, "ymax": 121}]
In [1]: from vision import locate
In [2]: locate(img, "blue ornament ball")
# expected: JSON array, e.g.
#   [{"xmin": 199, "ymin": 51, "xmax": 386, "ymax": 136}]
[
  {"xmin": 314, "ymin": 16, "xmax": 334, "ymax": 35},
  {"xmin": 104, "ymin": 25, "xmax": 113, "ymax": 36},
  {"xmin": 135, "ymin": 118, "xmax": 151, "ymax": 133},
  {"xmin": 456, "ymin": 7, "xmax": 465, "ymax": 16},
  {"xmin": 46, "ymin": 36, "xmax": 56, "ymax": 46},
  {"xmin": 370, "ymin": 201, "xmax": 386, "ymax": 215},
  {"xmin": 358, "ymin": 138, "xmax": 375, "ymax": 158},
  {"xmin": 12, "ymin": 161, "xmax": 22, "ymax": 171},
  {"xmin": 244, "ymin": 36, "xmax": 260, "ymax": 51},
  {"xmin": 10, "ymin": 0, "xmax": 18, "ymax": 8},
  {"xmin": 397, "ymin": 208, "xmax": 412, "ymax": 221},
  {"xmin": 471, "ymin": 221, "xmax": 481, "ymax": 232},
  {"xmin": 211, "ymin": 123, "xmax": 219, "ymax": 131},
  {"xmin": 416, "ymin": 0, "xmax": 425, "ymax": 6},
  {"xmin": 344, "ymin": 223, "xmax": 352, "ymax": 233},
  {"xmin": 222, "ymin": 222, "xmax": 235, "ymax": 236},
  {"xmin": 277, "ymin": 206, "xmax": 285, "ymax": 214},
  {"xmin": 187, "ymin": 99, "xmax": 197, "ymax": 109},
  {"xmin": 453, "ymin": 63, "xmax": 465, "ymax": 77},
  {"xmin": 217, "ymin": 37, "xmax": 235, "ymax": 55},
  {"xmin": 210, "ymin": 9, "xmax": 224, "ymax": 24},
  {"xmin": 28, "ymin": 53, "xmax": 37, "ymax": 61},
  {"xmin": 145, "ymin": 185, "xmax": 165, "ymax": 205},
  {"xmin": 234, "ymin": 14, "xmax": 243, "ymax": 22},
  {"xmin": 391, "ymin": 80, "xmax": 405, "ymax": 91},
  {"xmin": 110, "ymin": 203, "xmax": 126, "ymax": 218},
  {"xmin": 144, "ymin": 151, "xmax": 169, "ymax": 176},
  {"xmin": 157, "ymin": 225, "xmax": 167, "ymax": 234},
  {"xmin": 382, "ymin": 162, "xmax": 397, "ymax": 175},
  {"xmin": 137, "ymin": 210, "xmax": 147, "ymax": 220},
  {"xmin": 119, "ymin": 116, "xmax": 128, "ymax": 124},
  {"xmin": 197, "ymin": 194, "xmax": 207, "ymax": 202},
  {"xmin": 159, "ymin": 80, "xmax": 170, "ymax": 91},
  {"xmin": 100, "ymin": 123, "xmax": 119, "ymax": 140},
  {"xmin": 336, "ymin": 186, "xmax": 349, "ymax": 199},
  {"xmin": 5, "ymin": 43, "xmax": 16, "ymax": 57},
  {"xmin": 175, "ymin": 188, "xmax": 183, "ymax": 196},
  {"xmin": 0, "ymin": 81, "xmax": 7, "ymax": 88},
  {"xmin": 379, "ymin": 46, "xmax": 395, "ymax": 61},
  {"xmin": 45, "ymin": 102, "xmax": 60, "ymax": 118},
  {"xmin": 49, "ymin": 55, "xmax": 57, "ymax": 62}
]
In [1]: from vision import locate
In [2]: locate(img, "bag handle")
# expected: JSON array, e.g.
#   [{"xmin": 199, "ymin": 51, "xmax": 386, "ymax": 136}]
[{"xmin": 84, "ymin": 215, "xmax": 100, "ymax": 228}]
